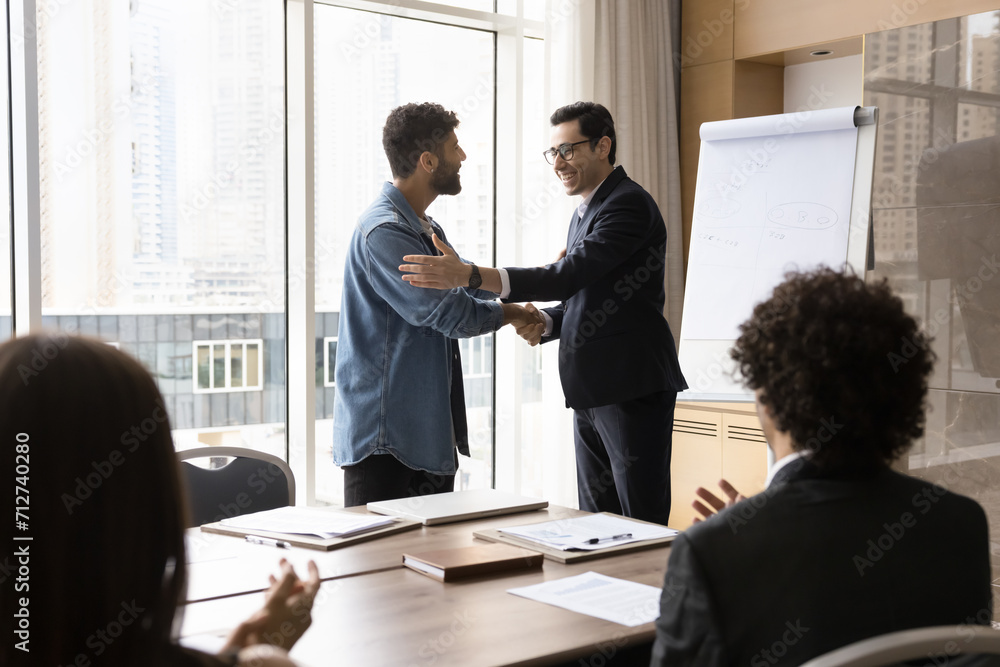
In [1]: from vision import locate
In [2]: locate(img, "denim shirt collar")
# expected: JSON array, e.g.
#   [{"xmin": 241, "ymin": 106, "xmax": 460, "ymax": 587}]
[{"xmin": 381, "ymin": 181, "xmax": 435, "ymax": 239}]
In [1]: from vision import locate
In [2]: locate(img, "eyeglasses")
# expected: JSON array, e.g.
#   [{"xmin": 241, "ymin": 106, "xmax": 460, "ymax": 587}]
[{"xmin": 542, "ymin": 140, "xmax": 592, "ymax": 165}]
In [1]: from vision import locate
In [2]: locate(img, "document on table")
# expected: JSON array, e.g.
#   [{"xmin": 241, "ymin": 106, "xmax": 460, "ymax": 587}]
[
  {"xmin": 508, "ymin": 572, "xmax": 661, "ymax": 627},
  {"xmin": 498, "ymin": 513, "xmax": 678, "ymax": 551},
  {"xmin": 219, "ymin": 506, "xmax": 396, "ymax": 538}
]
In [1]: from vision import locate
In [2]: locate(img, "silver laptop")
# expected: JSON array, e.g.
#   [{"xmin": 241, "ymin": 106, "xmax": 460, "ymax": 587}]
[{"xmin": 367, "ymin": 488, "xmax": 548, "ymax": 525}]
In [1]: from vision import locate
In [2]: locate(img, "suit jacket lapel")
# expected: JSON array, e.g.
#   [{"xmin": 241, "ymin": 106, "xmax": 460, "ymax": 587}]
[{"xmin": 567, "ymin": 166, "xmax": 629, "ymax": 251}]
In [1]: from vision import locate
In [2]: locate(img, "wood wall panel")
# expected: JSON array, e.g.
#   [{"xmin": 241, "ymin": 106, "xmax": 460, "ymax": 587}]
[
  {"xmin": 669, "ymin": 408, "xmax": 767, "ymax": 530},
  {"xmin": 679, "ymin": 61, "xmax": 733, "ymax": 271},
  {"xmin": 733, "ymin": 61, "xmax": 784, "ymax": 119},
  {"xmin": 734, "ymin": 0, "xmax": 1000, "ymax": 59},
  {"xmin": 721, "ymin": 413, "xmax": 768, "ymax": 498},
  {"xmin": 681, "ymin": 0, "xmax": 735, "ymax": 67}
]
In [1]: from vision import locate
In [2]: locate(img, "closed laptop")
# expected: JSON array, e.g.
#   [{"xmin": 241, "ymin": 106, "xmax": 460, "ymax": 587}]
[{"xmin": 367, "ymin": 488, "xmax": 548, "ymax": 525}]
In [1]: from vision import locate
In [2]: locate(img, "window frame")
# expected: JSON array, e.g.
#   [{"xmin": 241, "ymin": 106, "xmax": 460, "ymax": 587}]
[{"xmin": 323, "ymin": 335, "xmax": 338, "ymax": 387}]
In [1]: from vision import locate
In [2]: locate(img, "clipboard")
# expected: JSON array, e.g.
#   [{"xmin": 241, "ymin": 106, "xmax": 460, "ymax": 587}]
[
  {"xmin": 472, "ymin": 512, "xmax": 677, "ymax": 563},
  {"xmin": 200, "ymin": 515, "xmax": 421, "ymax": 551}
]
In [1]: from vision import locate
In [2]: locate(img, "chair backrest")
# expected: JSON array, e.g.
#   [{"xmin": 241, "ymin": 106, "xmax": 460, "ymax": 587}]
[
  {"xmin": 177, "ymin": 446, "xmax": 295, "ymax": 527},
  {"xmin": 800, "ymin": 626, "xmax": 1000, "ymax": 667}
]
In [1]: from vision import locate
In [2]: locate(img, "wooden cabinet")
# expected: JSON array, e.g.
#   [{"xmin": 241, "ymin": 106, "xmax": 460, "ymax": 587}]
[
  {"xmin": 721, "ymin": 411, "xmax": 768, "ymax": 497},
  {"xmin": 668, "ymin": 403, "xmax": 767, "ymax": 529},
  {"xmin": 669, "ymin": 406, "xmax": 723, "ymax": 530}
]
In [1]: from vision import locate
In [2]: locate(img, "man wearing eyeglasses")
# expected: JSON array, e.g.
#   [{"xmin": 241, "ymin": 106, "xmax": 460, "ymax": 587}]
[{"xmin": 399, "ymin": 102, "xmax": 687, "ymax": 526}]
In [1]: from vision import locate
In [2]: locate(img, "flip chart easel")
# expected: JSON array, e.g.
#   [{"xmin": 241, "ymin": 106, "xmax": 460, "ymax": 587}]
[{"xmin": 679, "ymin": 106, "xmax": 878, "ymax": 400}]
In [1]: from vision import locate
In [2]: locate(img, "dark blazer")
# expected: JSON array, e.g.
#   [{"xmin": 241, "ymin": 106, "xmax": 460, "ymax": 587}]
[
  {"xmin": 651, "ymin": 457, "xmax": 993, "ymax": 666},
  {"xmin": 505, "ymin": 166, "xmax": 687, "ymax": 409}
]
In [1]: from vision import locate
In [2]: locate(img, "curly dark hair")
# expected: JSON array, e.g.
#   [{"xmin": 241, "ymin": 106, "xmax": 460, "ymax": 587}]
[
  {"xmin": 550, "ymin": 101, "xmax": 617, "ymax": 165},
  {"xmin": 382, "ymin": 102, "xmax": 460, "ymax": 178},
  {"xmin": 731, "ymin": 268, "xmax": 935, "ymax": 471}
]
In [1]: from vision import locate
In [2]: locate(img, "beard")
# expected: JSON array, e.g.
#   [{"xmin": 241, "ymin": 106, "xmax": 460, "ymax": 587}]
[{"xmin": 431, "ymin": 158, "xmax": 462, "ymax": 196}]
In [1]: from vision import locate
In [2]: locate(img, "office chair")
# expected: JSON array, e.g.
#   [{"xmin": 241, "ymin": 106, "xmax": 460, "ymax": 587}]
[
  {"xmin": 177, "ymin": 446, "xmax": 295, "ymax": 527},
  {"xmin": 800, "ymin": 625, "xmax": 1000, "ymax": 667}
]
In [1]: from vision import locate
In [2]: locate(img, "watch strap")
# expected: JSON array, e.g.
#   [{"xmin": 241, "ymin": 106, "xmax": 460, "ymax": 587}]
[{"xmin": 468, "ymin": 264, "xmax": 483, "ymax": 289}]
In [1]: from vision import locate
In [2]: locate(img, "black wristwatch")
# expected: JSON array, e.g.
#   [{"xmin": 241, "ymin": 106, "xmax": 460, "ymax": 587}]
[{"xmin": 468, "ymin": 264, "xmax": 483, "ymax": 289}]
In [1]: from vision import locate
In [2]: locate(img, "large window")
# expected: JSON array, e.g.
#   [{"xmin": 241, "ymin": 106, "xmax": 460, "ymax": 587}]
[
  {"xmin": 0, "ymin": 7, "xmax": 10, "ymax": 341},
  {"xmin": 313, "ymin": 3, "xmax": 498, "ymax": 502},
  {"xmin": 11, "ymin": 0, "xmax": 549, "ymax": 507},
  {"xmin": 508, "ymin": 34, "xmax": 576, "ymax": 502},
  {"xmin": 35, "ymin": 0, "xmax": 286, "ymax": 457}
]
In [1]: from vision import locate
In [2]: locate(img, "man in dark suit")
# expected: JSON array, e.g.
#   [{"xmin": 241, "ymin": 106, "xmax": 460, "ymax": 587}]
[
  {"xmin": 400, "ymin": 102, "xmax": 687, "ymax": 525},
  {"xmin": 651, "ymin": 269, "xmax": 993, "ymax": 666}
]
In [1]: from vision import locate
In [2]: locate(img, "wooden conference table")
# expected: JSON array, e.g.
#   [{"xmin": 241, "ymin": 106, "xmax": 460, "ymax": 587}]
[{"xmin": 182, "ymin": 505, "xmax": 672, "ymax": 666}]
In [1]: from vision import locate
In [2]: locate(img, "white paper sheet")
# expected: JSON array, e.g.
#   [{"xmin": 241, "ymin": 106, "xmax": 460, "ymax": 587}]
[
  {"xmin": 681, "ymin": 106, "xmax": 863, "ymax": 344},
  {"xmin": 498, "ymin": 514, "xmax": 677, "ymax": 551},
  {"xmin": 683, "ymin": 125, "xmax": 858, "ymax": 340},
  {"xmin": 219, "ymin": 506, "xmax": 395, "ymax": 538},
  {"xmin": 508, "ymin": 572, "xmax": 661, "ymax": 627}
]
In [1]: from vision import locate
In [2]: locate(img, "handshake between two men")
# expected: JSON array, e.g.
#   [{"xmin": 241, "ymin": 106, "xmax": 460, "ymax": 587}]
[{"xmin": 399, "ymin": 232, "xmax": 548, "ymax": 346}]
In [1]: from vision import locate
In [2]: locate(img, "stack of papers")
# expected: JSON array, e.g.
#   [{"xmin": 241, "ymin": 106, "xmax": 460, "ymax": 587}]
[
  {"xmin": 498, "ymin": 514, "xmax": 677, "ymax": 551},
  {"xmin": 220, "ymin": 506, "xmax": 396, "ymax": 539}
]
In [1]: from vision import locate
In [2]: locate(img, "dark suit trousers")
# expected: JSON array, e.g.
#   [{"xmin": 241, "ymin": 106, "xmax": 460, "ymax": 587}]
[{"xmin": 573, "ymin": 390, "xmax": 676, "ymax": 526}]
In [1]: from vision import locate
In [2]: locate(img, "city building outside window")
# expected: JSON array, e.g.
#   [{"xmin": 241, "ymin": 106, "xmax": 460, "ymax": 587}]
[{"xmin": 193, "ymin": 339, "xmax": 263, "ymax": 393}]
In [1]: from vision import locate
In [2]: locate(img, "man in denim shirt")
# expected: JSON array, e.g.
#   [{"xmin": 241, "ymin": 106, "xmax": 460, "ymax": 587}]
[{"xmin": 333, "ymin": 103, "xmax": 542, "ymax": 506}]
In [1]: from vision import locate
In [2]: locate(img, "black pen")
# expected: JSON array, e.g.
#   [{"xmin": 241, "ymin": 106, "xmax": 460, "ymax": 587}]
[
  {"xmin": 245, "ymin": 535, "xmax": 291, "ymax": 549},
  {"xmin": 585, "ymin": 532, "xmax": 632, "ymax": 544}
]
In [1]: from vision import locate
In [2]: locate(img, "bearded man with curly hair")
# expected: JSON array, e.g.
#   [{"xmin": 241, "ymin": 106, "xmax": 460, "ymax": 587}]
[{"xmin": 333, "ymin": 103, "xmax": 542, "ymax": 506}]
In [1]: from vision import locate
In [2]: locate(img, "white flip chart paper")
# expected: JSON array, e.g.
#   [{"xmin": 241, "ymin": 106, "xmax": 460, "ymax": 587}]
[{"xmin": 682, "ymin": 106, "xmax": 860, "ymax": 341}]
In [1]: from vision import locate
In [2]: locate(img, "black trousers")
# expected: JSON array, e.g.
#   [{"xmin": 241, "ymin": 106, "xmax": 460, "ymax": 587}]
[
  {"xmin": 342, "ymin": 452, "xmax": 456, "ymax": 507},
  {"xmin": 573, "ymin": 390, "xmax": 676, "ymax": 526}
]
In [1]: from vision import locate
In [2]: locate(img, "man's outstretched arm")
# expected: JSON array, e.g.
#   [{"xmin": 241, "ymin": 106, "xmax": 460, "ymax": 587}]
[
  {"xmin": 400, "ymin": 234, "xmax": 548, "ymax": 346},
  {"xmin": 400, "ymin": 233, "xmax": 503, "ymax": 292}
]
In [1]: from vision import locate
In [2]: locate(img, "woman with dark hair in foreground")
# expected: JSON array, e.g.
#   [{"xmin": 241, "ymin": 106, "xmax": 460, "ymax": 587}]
[{"xmin": 0, "ymin": 334, "xmax": 319, "ymax": 666}]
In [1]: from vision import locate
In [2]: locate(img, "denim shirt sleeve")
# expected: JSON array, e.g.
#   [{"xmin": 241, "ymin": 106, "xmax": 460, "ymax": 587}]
[
  {"xmin": 464, "ymin": 284, "xmax": 502, "ymax": 301},
  {"xmin": 362, "ymin": 222, "xmax": 505, "ymax": 338}
]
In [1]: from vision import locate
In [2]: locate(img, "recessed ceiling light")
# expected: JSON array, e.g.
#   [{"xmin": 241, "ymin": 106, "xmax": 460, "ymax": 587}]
[{"xmin": 810, "ymin": 49, "xmax": 833, "ymax": 57}]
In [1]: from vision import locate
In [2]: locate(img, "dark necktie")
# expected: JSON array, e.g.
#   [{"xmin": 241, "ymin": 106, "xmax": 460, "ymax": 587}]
[{"xmin": 568, "ymin": 210, "xmax": 586, "ymax": 254}]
